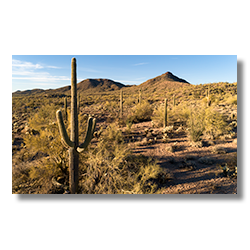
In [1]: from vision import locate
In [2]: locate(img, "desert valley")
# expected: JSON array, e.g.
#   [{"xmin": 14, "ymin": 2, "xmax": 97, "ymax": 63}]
[{"xmin": 12, "ymin": 59, "xmax": 237, "ymax": 194}]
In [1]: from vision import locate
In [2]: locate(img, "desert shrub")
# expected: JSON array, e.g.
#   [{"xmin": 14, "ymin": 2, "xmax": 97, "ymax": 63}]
[
  {"xmin": 78, "ymin": 124, "xmax": 166, "ymax": 194},
  {"xmin": 12, "ymin": 163, "xmax": 30, "ymax": 193},
  {"xmin": 124, "ymin": 96, "xmax": 136, "ymax": 107},
  {"xmin": 152, "ymin": 101, "xmax": 191, "ymax": 127},
  {"xmin": 28, "ymin": 103, "xmax": 60, "ymax": 130},
  {"xmin": 187, "ymin": 106, "xmax": 229, "ymax": 141},
  {"xmin": 15, "ymin": 103, "xmax": 70, "ymax": 193},
  {"xmin": 188, "ymin": 108, "xmax": 205, "ymax": 142},
  {"xmin": 151, "ymin": 104, "xmax": 165, "ymax": 127},
  {"xmin": 128, "ymin": 101, "xmax": 153, "ymax": 123},
  {"xmin": 201, "ymin": 94, "xmax": 217, "ymax": 106},
  {"xmin": 225, "ymin": 95, "xmax": 237, "ymax": 105},
  {"xmin": 203, "ymin": 107, "xmax": 229, "ymax": 138}
]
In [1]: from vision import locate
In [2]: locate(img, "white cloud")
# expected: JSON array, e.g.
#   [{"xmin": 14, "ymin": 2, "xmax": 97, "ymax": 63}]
[
  {"xmin": 133, "ymin": 62, "xmax": 148, "ymax": 66},
  {"xmin": 79, "ymin": 67, "xmax": 102, "ymax": 73},
  {"xmin": 115, "ymin": 79, "xmax": 142, "ymax": 84},
  {"xmin": 12, "ymin": 59, "xmax": 61, "ymax": 71},
  {"xmin": 12, "ymin": 59, "xmax": 44, "ymax": 69},
  {"xmin": 12, "ymin": 76, "xmax": 70, "ymax": 81},
  {"xmin": 12, "ymin": 59, "xmax": 66, "ymax": 83}
]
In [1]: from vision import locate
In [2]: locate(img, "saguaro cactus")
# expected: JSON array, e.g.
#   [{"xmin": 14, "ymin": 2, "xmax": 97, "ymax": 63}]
[
  {"xmin": 120, "ymin": 89, "xmax": 123, "ymax": 119},
  {"xmin": 56, "ymin": 58, "xmax": 96, "ymax": 194},
  {"xmin": 139, "ymin": 88, "xmax": 142, "ymax": 104},
  {"xmin": 173, "ymin": 94, "xmax": 175, "ymax": 109},
  {"xmin": 78, "ymin": 93, "xmax": 80, "ymax": 114},
  {"xmin": 207, "ymin": 86, "xmax": 211, "ymax": 107},
  {"xmin": 164, "ymin": 98, "xmax": 168, "ymax": 128}
]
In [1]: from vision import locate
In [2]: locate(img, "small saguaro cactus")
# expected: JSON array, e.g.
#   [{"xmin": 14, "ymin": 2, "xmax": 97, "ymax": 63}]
[
  {"xmin": 164, "ymin": 98, "xmax": 168, "ymax": 128},
  {"xmin": 120, "ymin": 89, "xmax": 123, "ymax": 119},
  {"xmin": 139, "ymin": 88, "xmax": 142, "ymax": 104},
  {"xmin": 56, "ymin": 58, "xmax": 96, "ymax": 194},
  {"xmin": 207, "ymin": 86, "xmax": 211, "ymax": 107},
  {"xmin": 173, "ymin": 94, "xmax": 175, "ymax": 109}
]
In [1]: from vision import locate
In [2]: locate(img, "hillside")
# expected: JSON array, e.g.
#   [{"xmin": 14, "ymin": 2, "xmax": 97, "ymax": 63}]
[
  {"xmin": 139, "ymin": 71, "xmax": 190, "ymax": 93},
  {"xmin": 12, "ymin": 78, "xmax": 126, "ymax": 97},
  {"xmin": 12, "ymin": 72, "xmax": 191, "ymax": 97},
  {"xmin": 77, "ymin": 78, "xmax": 126, "ymax": 93}
]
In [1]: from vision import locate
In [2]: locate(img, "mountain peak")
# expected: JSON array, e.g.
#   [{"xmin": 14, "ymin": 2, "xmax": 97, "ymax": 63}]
[
  {"xmin": 160, "ymin": 71, "xmax": 189, "ymax": 83},
  {"xmin": 139, "ymin": 71, "xmax": 190, "ymax": 93}
]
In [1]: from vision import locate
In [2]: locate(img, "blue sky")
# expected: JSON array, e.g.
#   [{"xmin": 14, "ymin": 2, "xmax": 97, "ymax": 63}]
[{"xmin": 12, "ymin": 55, "xmax": 237, "ymax": 92}]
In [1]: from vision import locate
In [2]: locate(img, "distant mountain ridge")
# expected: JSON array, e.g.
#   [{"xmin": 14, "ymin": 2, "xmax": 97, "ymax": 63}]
[
  {"xmin": 12, "ymin": 78, "xmax": 126, "ymax": 96},
  {"xmin": 12, "ymin": 72, "xmax": 190, "ymax": 96},
  {"xmin": 77, "ymin": 78, "xmax": 126, "ymax": 92}
]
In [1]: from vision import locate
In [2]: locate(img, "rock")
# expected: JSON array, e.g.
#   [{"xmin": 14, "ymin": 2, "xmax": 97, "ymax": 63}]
[
  {"xmin": 211, "ymin": 146, "xmax": 227, "ymax": 154},
  {"xmin": 146, "ymin": 132, "xmax": 153, "ymax": 138},
  {"xmin": 138, "ymin": 138, "xmax": 148, "ymax": 146},
  {"xmin": 176, "ymin": 126, "xmax": 183, "ymax": 132},
  {"xmin": 162, "ymin": 126, "xmax": 173, "ymax": 134},
  {"xmin": 190, "ymin": 140, "xmax": 204, "ymax": 148},
  {"xmin": 162, "ymin": 135, "xmax": 168, "ymax": 143},
  {"xmin": 185, "ymin": 155, "xmax": 197, "ymax": 161},
  {"xmin": 198, "ymin": 157, "xmax": 214, "ymax": 165},
  {"xmin": 232, "ymin": 138, "xmax": 237, "ymax": 145},
  {"xmin": 148, "ymin": 139, "xmax": 153, "ymax": 144},
  {"xmin": 179, "ymin": 160, "xmax": 196, "ymax": 171},
  {"xmin": 166, "ymin": 145, "xmax": 174, "ymax": 153}
]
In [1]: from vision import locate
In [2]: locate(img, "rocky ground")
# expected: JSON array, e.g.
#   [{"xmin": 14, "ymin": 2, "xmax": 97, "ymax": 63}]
[{"xmin": 125, "ymin": 121, "xmax": 237, "ymax": 194}]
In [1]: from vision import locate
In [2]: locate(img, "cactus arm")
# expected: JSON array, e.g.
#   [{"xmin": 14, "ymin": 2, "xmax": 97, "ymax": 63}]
[
  {"xmin": 56, "ymin": 110, "xmax": 74, "ymax": 148},
  {"xmin": 77, "ymin": 117, "xmax": 96, "ymax": 153}
]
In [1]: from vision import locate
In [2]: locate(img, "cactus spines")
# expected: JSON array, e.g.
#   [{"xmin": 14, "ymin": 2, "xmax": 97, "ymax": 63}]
[
  {"xmin": 56, "ymin": 58, "xmax": 96, "ymax": 194},
  {"xmin": 120, "ymin": 89, "xmax": 123, "ymax": 119},
  {"xmin": 164, "ymin": 98, "xmax": 168, "ymax": 128}
]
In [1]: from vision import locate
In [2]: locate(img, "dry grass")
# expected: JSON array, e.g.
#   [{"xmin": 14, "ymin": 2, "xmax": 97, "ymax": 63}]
[{"xmin": 78, "ymin": 124, "xmax": 169, "ymax": 194}]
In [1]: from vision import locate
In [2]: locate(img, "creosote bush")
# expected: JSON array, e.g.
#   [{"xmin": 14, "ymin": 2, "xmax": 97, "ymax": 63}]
[
  {"xmin": 128, "ymin": 101, "xmax": 153, "ymax": 123},
  {"xmin": 18, "ymin": 104, "xmax": 70, "ymax": 193},
  {"xmin": 78, "ymin": 124, "xmax": 166, "ymax": 194},
  {"xmin": 152, "ymin": 102, "xmax": 190, "ymax": 127},
  {"xmin": 188, "ymin": 106, "xmax": 229, "ymax": 142}
]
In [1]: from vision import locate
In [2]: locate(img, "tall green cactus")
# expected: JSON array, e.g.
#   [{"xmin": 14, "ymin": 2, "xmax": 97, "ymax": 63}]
[
  {"xmin": 56, "ymin": 58, "xmax": 96, "ymax": 194},
  {"xmin": 164, "ymin": 98, "xmax": 168, "ymax": 128}
]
